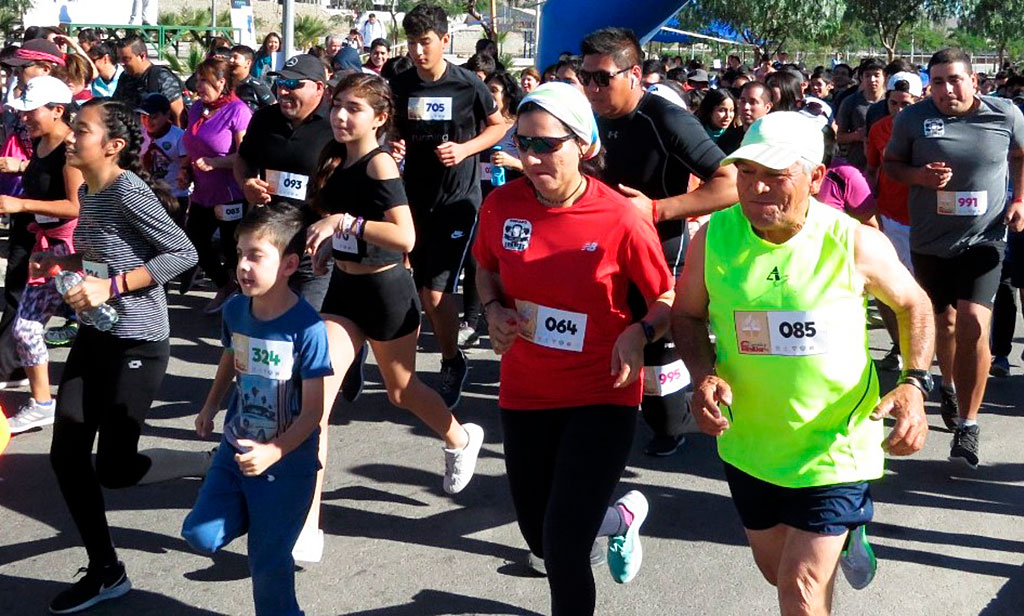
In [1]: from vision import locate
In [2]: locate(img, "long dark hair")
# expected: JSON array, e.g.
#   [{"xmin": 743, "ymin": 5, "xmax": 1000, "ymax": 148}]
[
  {"xmin": 695, "ymin": 88, "xmax": 736, "ymax": 129},
  {"xmin": 485, "ymin": 71, "xmax": 523, "ymax": 120},
  {"xmin": 80, "ymin": 98, "xmax": 179, "ymax": 216},
  {"xmin": 765, "ymin": 70, "xmax": 804, "ymax": 112},
  {"xmin": 256, "ymin": 32, "xmax": 281, "ymax": 59},
  {"xmin": 310, "ymin": 73, "xmax": 395, "ymax": 216}
]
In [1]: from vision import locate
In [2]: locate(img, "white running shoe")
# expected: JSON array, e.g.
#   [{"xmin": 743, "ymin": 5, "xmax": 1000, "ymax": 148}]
[
  {"xmin": 608, "ymin": 490, "xmax": 649, "ymax": 584},
  {"xmin": 443, "ymin": 423, "xmax": 484, "ymax": 494},
  {"xmin": 291, "ymin": 527, "xmax": 324, "ymax": 563},
  {"xmin": 8, "ymin": 398, "xmax": 56, "ymax": 434}
]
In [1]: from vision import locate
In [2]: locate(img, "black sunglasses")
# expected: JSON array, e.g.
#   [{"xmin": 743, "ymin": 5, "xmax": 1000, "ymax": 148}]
[
  {"xmin": 577, "ymin": 67, "xmax": 631, "ymax": 88},
  {"xmin": 275, "ymin": 78, "xmax": 309, "ymax": 91},
  {"xmin": 514, "ymin": 134, "xmax": 574, "ymax": 154}
]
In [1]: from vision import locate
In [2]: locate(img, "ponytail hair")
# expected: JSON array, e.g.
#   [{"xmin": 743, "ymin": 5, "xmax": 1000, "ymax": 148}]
[{"xmin": 80, "ymin": 98, "xmax": 179, "ymax": 217}]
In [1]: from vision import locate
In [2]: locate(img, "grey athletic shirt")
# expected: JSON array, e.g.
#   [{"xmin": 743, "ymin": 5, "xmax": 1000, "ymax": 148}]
[{"xmin": 887, "ymin": 95, "xmax": 1024, "ymax": 256}]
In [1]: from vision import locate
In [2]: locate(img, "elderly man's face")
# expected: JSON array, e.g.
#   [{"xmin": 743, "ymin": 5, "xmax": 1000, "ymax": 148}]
[{"xmin": 736, "ymin": 159, "xmax": 825, "ymax": 240}]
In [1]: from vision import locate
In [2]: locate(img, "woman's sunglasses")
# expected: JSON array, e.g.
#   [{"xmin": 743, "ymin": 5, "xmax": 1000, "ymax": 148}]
[{"xmin": 514, "ymin": 134, "xmax": 574, "ymax": 154}]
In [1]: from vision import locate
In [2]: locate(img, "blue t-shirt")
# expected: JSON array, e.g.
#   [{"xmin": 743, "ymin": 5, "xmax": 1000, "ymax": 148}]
[{"xmin": 221, "ymin": 295, "xmax": 333, "ymax": 449}]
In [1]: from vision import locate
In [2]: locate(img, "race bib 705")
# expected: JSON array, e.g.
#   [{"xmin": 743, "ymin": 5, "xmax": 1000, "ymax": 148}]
[{"xmin": 408, "ymin": 97, "xmax": 453, "ymax": 121}]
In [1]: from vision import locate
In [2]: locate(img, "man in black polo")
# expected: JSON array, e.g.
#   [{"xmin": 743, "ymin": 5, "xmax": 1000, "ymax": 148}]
[{"xmin": 113, "ymin": 34, "xmax": 184, "ymax": 125}]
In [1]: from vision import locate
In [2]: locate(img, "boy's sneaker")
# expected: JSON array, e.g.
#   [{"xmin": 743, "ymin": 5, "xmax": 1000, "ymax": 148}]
[
  {"xmin": 49, "ymin": 561, "xmax": 131, "ymax": 614},
  {"xmin": 457, "ymin": 321, "xmax": 479, "ymax": 348},
  {"xmin": 442, "ymin": 423, "xmax": 483, "ymax": 494},
  {"xmin": 644, "ymin": 434, "xmax": 685, "ymax": 457},
  {"xmin": 527, "ymin": 541, "xmax": 605, "ymax": 576},
  {"xmin": 877, "ymin": 346, "xmax": 902, "ymax": 372},
  {"xmin": 939, "ymin": 385, "xmax": 959, "ymax": 431},
  {"xmin": 950, "ymin": 424, "xmax": 981, "ymax": 469},
  {"xmin": 608, "ymin": 490, "xmax": 648, "ymax": 584},
  {"xmin": 341, "ymin": 343, "xmax": 367, "ymax": 403},
  {"xmin": 990, "ymin": 356, "xmax": 1011, "ymax": 378},
  {"xmin": 291, "ymin": 527, "xmax": 324, "ymax": 563},
  {"xmin": 44, "ymin": 321, "xmax": 79, "ymax": 348},
  {"xmin": 839, "ymin": 525, "xmax": 877, "ymax": 590},
  {"xmin": 8, "ymin": 398, "xmax": 56, "ymax": 434},
  {"xmin": 438, "ymin": 350, "xmax": 469, "ymax": 409}
]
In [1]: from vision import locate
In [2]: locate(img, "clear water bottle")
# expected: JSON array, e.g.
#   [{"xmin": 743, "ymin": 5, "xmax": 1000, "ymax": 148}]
[
  {"xmin": 51, "ymin": 267, "xmax": 119, "ymax": 331},
  {"xmin": 490, "ymin": 146, "xmax": 506, "ymax": 187}
]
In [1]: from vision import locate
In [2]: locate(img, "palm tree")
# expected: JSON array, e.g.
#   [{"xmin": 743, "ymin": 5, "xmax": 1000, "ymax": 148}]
[{"xmin": 293, "ymin": 15, "xmax": 332, "ymax": 51}]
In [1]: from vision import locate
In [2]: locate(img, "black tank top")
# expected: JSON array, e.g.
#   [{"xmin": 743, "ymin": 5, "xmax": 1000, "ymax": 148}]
[
  {"xmin": 322, "ymin": 148, "xmax": 407, "ymax": 266},
  {"xmin": 23, "ymin": 139, "xmax": 69, "ymax": 229}
]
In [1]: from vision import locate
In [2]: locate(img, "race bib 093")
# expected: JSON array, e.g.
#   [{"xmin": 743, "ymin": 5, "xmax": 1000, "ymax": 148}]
[
  {"xmin": 232, "ymin": 334, "xmax": 295, "ymax": 380},
  {"xmin": 735, "ymin": 310, "xmax": 827, "ymax": 356},
  {"xmin": 265, "ymin": 170, "xmax": 309, "ymax": 201},
  {"xmin": 515, "ymin": 300, "xmax": 587, "ymax": 353}
]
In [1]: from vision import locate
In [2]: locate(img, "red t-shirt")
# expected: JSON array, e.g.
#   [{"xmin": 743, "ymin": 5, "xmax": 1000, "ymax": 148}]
[
  {"xmin": 866, "ymin": 114, "xmax": 910, "ymax": 225},
  {"xmin": 473, "ymin": 176, "xmax": 673, "ymax": 410}
]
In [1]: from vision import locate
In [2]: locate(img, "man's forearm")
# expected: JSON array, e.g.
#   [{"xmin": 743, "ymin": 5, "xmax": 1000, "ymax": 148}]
[
  {"xmin": 672, "ymin": 313, "xmax": 717, "ymax": 382},
  {"xmin": 1010, "ymin": 154, "xmax": 1024, "ymax": 202},
  {"xmin": 895, "ymin": 292, "xmax": 936, "ymax": 373},
  {"xmin": 658, "ymin": 172, "xmax": 738, "ymax": 221},
  {"xmin": 883, "ymin": 159, "xmax": 918, "ymax": 186}
]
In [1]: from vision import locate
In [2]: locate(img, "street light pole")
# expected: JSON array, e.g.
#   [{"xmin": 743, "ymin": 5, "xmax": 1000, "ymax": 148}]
[{"xmin": 283, "ymin": 0, "xmax": 296, "ymax": 58}]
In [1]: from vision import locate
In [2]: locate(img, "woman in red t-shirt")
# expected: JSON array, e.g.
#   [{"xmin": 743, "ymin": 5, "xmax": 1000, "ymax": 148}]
[{"xmin": 473, "ymin": 82, "xmax": 674, "ymax": 615}]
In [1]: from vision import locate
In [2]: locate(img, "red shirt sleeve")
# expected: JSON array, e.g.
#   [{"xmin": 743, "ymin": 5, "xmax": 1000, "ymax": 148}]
[
  {"xmin": 865, "ymin": 120, "xmax": 885, "ymax": 168},
  {"xmin": 620, "ymin": 208, "xmax": 673, "ymax": 300},
  {"xmin": 472, "ymin": 190, "xmax": 500, "ymax": 272}
]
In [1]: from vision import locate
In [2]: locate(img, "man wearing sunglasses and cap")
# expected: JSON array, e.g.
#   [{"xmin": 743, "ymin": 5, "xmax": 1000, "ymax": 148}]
[
  {"xmin": 673, "ymin": 111, "xmax": 934, "ymax": 613},
  {"xmin": 580, "ymin": 27, "xmax": 738, "ymax": 457}
]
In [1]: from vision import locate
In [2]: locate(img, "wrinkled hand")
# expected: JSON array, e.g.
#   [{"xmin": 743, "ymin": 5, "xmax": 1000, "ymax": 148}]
[
  {"xmin": 917, "ymin": 162, "xmax": 952, "ymax": 190},
  {"xmin": 435, "ymin": 141, "xmax": 467, "ymax": 167},
  {"xmin": 193, "ymin": 157, "xmax": 214, "ymax": 172},
  {"xmin": 871, "ymin": 383, "xmax": 928, "ymax": 456},
  {"xmin": 610, "ymin": 323, "xmax": 645, "ymax": 388},
  {"xmin": 234, "ymin": 439, "xmax": 282, "ymax": 476},
  {"xmin": 0, "ymin": 195, "xmax": 25, "ymax": 214},
  {"xmin": 63, "ymin": 275, "xmax": 111, "ymax": 312},
  {"xmin": 195, "ymin": 407, "xmax": 217, "ymax": 439},
  {"xmin": 1005, "ymin": 199, "xmax": 1024, "ymax": 233},
  {"xmin": 690, "ymin": 375, "xmax": 733, "ymax": 437},
  {"xmin": 485, "ymin": 303, "xmax": 524, "ymax": 355},
  {"xmin": 618, "ymin": 184, "xmax": 655, "ymax": 223},
  {"xmin": 242, "ymin": 177, "xmax": 272, "ymax": 205},
  {"xmin": 390, "ymin": 139, "xmax": 406, "ymax": 163}
]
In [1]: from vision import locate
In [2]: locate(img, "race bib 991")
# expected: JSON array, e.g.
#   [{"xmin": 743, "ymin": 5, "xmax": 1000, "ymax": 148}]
[
  {"xmin": 408, "ymin": 97, "xmax": 453, "ymax": 121},
  {"xmin": 937, "ymin": 191, "xmax": 987, "ymax": 216},
  {"xmin": 232, "ymin": 334, "xmax": 295, "ymax": 380},
  {"xmin": 735, "ymin": 310, "xmax": 827, "ymax": 356},
  {"xmin": 515, "ymin": 300, "xmax": 587, "ymax": 353}
]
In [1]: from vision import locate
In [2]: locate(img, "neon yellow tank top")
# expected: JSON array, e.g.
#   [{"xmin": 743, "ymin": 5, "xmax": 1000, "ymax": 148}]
[{"xmin": 704, "ymin": 199, "xmax": 882, "ymax": 488}]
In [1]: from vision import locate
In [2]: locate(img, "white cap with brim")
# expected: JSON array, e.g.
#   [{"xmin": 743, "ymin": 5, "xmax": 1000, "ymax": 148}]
[
  {"xmin": 6, "ymin": 76, "xmax": 72, "ymax": 112},
  {"xmin": 721, "ymin": 111, "xmax": 825, "ymax": 170}
]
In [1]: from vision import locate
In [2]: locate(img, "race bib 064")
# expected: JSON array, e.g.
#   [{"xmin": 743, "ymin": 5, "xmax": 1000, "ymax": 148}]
[
  {"xmin": 735, "ymin": 310, "xmax": 827, "ymax": 356},
  {"xmin": 937, "ymin": 190, "xmax": 987, "ymax": 216},
  {"xmin": 232, "ymin": 334, "xmax": 295, "ymax": 380},
  {"xmin": 408, "ymin": 96, "xmax": 453, "ymax": 121},
  {"xmin": 265, "ymin": 170, "xmax": 309, "ymax": 201},
  {"xmin": 643, "ymin": 359, "xmax": 690, "ymax": 397},
  {"xmin": 515, "ymin": 300, "xmax": 587, "ymax": 353}
]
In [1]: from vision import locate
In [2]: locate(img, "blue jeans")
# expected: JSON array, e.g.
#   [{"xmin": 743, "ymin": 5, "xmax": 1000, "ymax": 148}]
[{"xmin": 182, "ymin": 435, "xmax": 318, "ymax": 616}]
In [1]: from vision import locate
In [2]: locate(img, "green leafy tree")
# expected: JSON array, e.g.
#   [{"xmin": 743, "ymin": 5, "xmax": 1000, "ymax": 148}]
[
  {"xmin": 0, "ymin": 0, "xmax": 34, "ymax": 40},
  {"xmin": 846, "ymin": 0, "xmax": 965, "ymax": 61},
  {"xmin": 962, "ymin": 0, "xmax": 1024, "ymax": 66},
  {"xmin": 293, "ymin": 15, "xmax": 332, "ymax": 51}
]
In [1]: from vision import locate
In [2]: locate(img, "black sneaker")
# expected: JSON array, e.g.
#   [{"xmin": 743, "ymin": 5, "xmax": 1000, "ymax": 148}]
[
  {"xmin": 950, "ymin": 424, "xmax": 980, "ymax": 469},
  {"xmin": 644, "ymin": 434, "xmax": 685, "ymax": 457},
  {"xmin": 939, "ymin": 385, "xmax": 959, "ymax": 431},
  {"xmin": 49, "ymin": 561, "xmax": 131, "ymax": 614},
  {"xmin": 341, "ymin": 343, "xmax": 367, "ymax": 403},
  {"xmin": 438, "ymin": 350, "xmax": 468, "ymax": 409}
]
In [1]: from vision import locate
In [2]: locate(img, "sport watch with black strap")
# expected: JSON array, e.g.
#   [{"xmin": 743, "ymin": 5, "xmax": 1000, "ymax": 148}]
[
  {"xmin": 640, "ymin": 319, "xmax": 656, "ymax": 344},
  {"xmin": 898, "ymin": 369, "xmax": 934, "ymax": 397}
]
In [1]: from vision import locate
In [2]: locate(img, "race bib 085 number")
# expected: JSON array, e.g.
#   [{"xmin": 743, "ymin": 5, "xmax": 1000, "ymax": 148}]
[
  {"xmin": 735, "ymin": 310, "xmax": 827, "ymax": 356},
  {"xmin": 408, "ymin": 96, "xmax": 453, "ymax": 121},
  {"xmin": 937, "ymin": 190, "xmax": 987, "ymax": 216},
  {"xmin": 515, "ymin": 300, "xmax": 587, "ymax": 353},
  {"xmin": 643, "ymin": 359, "xmax": 690, "ymax": 396},
  {"xmin": 214, "ymin": 202, "xmax": 243, "ymax": 222},
  {"xmin": 265, "ymin": 170, "xmax": 309, "ymax": 200},
  {"xmin": 232, "ymin": 334, "xmax": 295, "ymax": 380}
]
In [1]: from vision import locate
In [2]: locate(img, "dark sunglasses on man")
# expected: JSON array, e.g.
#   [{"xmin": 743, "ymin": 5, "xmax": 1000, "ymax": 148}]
[
  {"xmin": 514, "ymin": 134, "xmax": 575, "ymax": 155},
  {"xmin": 275, "ymin": 78, "xmax": 308, "ymax": 91},
  {"xmin": 577, "ymin": 67, "xmax": 631, "ymax": 88}
]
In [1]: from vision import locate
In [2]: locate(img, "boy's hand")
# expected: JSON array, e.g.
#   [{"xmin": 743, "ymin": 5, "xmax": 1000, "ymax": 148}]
[
  {"xmin": 195, "ymin": 406, "xmax": 217, "ymax": 439},
  {"xmin": 435, "ymin": 141, "xmax": 467, "ymax": 167},
  {"xmin": 234, "ymin": 439, "xmax": 282, "ymax": 476}
]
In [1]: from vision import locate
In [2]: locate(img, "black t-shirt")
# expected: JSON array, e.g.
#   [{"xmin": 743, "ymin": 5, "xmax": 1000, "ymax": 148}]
[
  {"xmin": 237, "ymin": 95, "xmax": 334, "ymax": 211},
  {"xmin": 23, "ymin": 138, "xmax": 67, "ymax": 202},
  {"xmin": 112, "ymin": 64, "xmax": 183, "ymax": 109},
  {"xmin": 391, "ymin": 62, "xmax": 498, "ymax": 213},
  {"xmin": 598, "ymin": 92, "xmax": 725, "ymax": 273},
  {"xmin": 319, "ymin": 148, "xmax": 407, "ymax": 266},
  {"xmin": 236, "ymin": 76, "xmax": 276, "ymax": 113}
]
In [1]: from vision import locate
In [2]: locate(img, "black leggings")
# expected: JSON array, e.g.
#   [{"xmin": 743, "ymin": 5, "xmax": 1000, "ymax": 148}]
[
  {"xmin": 501, "ymin": 404, "xmax": 637, "ymax": 616},
  {"xmin": 185, "ymin": 202, "xmax": 239, "ymax": 289},
  {"xmin": 49, "ymin": 326, "xmax": 170, "ymax": 568}
]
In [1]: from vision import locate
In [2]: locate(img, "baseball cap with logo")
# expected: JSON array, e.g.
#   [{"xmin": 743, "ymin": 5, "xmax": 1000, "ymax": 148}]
[
  {"xmin": 269, "ymin": 54, "xmax": 327, "ymax": 83},
  {"xmin": 886, "ymin": 71, "xmax": 923, "ymax": 97},
  {"xmin": 5, "ymin": 39, "xmax": 65, "ymax": 67},
  {"xmin": 721, "ymin": 111, "xmax": 825, "ymax": 170},
  {"xmin": 6, "ymin": 75, "xmax": 72, "ymax": 111},
  {"xmin": 136, "ymin": 93, "xmax": 171, "ymax": 116}
]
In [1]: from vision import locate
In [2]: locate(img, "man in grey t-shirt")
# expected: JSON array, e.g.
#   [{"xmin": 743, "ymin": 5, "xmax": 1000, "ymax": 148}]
[
  {"xmin": 884, "ymin": 48, "xmax": 1024, "ymax": 469},
  {"xmin": 836, "ymin": 57, "xmax": 885, "ymax": 171}
]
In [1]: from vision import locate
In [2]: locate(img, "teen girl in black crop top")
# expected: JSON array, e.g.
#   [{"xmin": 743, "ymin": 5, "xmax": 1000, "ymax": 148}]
[{"xmin": 300, "ymin": 73, "xmax": 485, "ymax": 548}]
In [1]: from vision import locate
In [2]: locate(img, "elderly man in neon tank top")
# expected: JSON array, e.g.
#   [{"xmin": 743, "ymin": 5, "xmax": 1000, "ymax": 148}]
[{"xmin": 672, "ymin": 112, "xmax": 936, "ymax": 615}]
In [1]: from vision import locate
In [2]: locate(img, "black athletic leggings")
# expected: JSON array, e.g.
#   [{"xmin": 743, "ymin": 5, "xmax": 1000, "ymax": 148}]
[
  {"xmin": 501, "ymin": 404, "xmax": 637, "ymax": 616},
  {"xmin": 185, "ymin": 203, "xmax": 239, "ymax": 289},
  {"xmin": 49, "ymin": 326, "xmax": 170, "ymax": 568}
]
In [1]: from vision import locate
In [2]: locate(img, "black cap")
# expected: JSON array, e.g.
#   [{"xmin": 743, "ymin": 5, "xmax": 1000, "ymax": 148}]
[
  {"xmin": 269, "ymin": 54, "xmax": 326, "ymax": 82},
  {"xmin": 687, "ymin": 68, "xmax": 709, "ymax": 83},
  {"xmin": 137, "ymin": 93, "xmax": 171, "ymax": 115}
]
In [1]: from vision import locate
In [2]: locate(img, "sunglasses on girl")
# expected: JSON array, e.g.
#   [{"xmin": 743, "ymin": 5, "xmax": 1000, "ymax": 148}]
[
  {"xmin": 577, "ymin": 67, "xmax": 631, "ymax": 87},
  {"xmin": 514, "ymin": 134, "xmax": 575, "ymax": 154}
]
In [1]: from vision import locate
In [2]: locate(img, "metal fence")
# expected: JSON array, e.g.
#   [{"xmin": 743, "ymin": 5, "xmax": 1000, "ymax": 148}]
[{"xmin": 66, "ymin": 23, "xmax": 241, "ymax": 61}]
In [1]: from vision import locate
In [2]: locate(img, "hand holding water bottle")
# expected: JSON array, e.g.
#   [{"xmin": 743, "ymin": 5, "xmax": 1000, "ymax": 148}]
[{"xmin": 50, "ymin": 265, "xmax": 119, "ymax": 331}]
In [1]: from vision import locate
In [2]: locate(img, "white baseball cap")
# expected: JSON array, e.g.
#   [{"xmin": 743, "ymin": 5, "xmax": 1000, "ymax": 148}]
[
  {"xmin": 6, "ymin": 76, "xmax": 72, "ymax": 112},
  {"xmin": 886, "ymin": 71, "xmax": 923, "ymax": 97},
  {"xmin": 721, "ymin": 111, "xmax": 825, "ymax": 170}
]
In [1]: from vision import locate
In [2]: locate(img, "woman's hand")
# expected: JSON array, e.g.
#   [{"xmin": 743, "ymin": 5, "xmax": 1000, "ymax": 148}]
[
  {"xmin": 610, "ymin": 323, "xmax": 646, "ymax": 388},
  {"xmin": 484, "ymin": 302, "xmax": 524, "ymax": 355},
  {"xmin": 193, "ymin": 157, "xmax": 214, "ymax": 172},
  {"xmin": 195, "ymin": 406, "xmax": 217, "ymax": 439},
  {"xmin": 0, "ymin": 195, "xmax": 25, "ymax": 214},
  {"xmin": 306, "ymin": 214, "xmax": 343, "ymax": 256},
  {"xmin": 0, "ymin": 157, "xmax": 24, "ymax": 173},
  {"xmin": 63, "ymin": 275, "xmax": 112, "ymax": 311},
  {"xmin": 242, "ymin": 178, "xmax": 272, "ymax": 205},
  {"xmin": 492, "ymin": 151, "xmax": 514, "ymax": 167}
]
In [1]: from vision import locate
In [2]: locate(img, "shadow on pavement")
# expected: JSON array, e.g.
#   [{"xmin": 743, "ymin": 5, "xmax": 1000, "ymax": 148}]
[
  {"xmin": 0, "ymin": 574, "xmax": 229, "ymax": 615},
  {"xmin": 978, "ymin": 563, "xmax": 1024, "ymax": 616},
  {"xmin": 341, "ymin": 588, "xmax": 544, "ymax": 615}
]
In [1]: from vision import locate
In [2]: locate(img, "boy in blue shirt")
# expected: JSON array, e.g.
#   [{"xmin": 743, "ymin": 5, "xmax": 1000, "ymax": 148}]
[{"xmin": 182, "ymin": 203, "xmax": 333, "ymax": 616}]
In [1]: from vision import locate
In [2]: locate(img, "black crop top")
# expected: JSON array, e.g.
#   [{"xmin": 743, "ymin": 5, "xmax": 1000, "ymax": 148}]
[
  {"xmin": 23, "ymin": 139, "xmax": 69, "ymax": 229},
  {"xmin": 321, "ymin": 148, "xmax": 407, "ymax": 266}
]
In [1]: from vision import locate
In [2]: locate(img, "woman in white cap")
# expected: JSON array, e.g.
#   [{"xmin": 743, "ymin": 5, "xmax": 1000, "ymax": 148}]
[
  {"xmin": 0, "ymin": 75, "xmax": 83, "ymax": 434},
  {"xmin": 472, "ymin": 82, "xmax": 675, "ymax": 614}
]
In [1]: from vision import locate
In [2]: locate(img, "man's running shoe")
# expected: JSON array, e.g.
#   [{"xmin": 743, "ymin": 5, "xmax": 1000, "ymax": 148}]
[
  {"xmin": 877, "ymin": 346, "xmax": 902, "ymax": 372},
  {"xmin": 839, "ymin": 525, "xmax": 877, "ymax": 590},
  {"xmin": 527, "ymin": 541, "xmax": 605, "ymax": 576},
  {"xmin": 608, "ymin": 490, "xmax": 648, "ymax": 584},
  {"xmin": 990, "ymin": 356, "xmax": 1011, "ymax": 378},
  {"xmin": 442, "ymin": 423, "xmax": 483, "ymax": 494},
  {"xmin": 644, "ymin": 434, "xmax": 685, "ymax": 457},
  {"xmin": 457, "ymin": 321, "xmax": 480, "ymax": 348},
  {"xmin": 291, "ymin": 527, "xmax": 324, "ymax": 563},
  {"xmin": 49, "ymin": 561, "xmax": 131, "ymax": 614},
  {"xmin": 950, "ymin": 424, "xmax": 980, "ymax": 469},
  {"xmin": 939, "ymin": 385, "xmax": 959, "ymax": 431},
  {"xmin": 341, "ymin": 343, "xmax": 367, "ymax": 403},
  {"xmin": 7, "ymin": 398, "xmax": 56, "ymax": 434},
  {"xmin": 44, "ymin": 321, "xmax": 78, "ymax": 348},
  {"xmin": 438, "ymin": 350, "xmax": 468, "ymax": 409}
]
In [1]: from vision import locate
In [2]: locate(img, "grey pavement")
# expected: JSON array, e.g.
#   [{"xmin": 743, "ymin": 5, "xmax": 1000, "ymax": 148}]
[{"xmin": 1, "ymin": 277, "xmax": 1022, "ymax": 615}]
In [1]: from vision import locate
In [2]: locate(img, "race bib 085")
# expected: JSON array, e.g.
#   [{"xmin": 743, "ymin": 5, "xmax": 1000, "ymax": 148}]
[
  {"xmin": 937, "ymin": 190, "xmax": 987, "ymax": 216},
  {"xmin": 232, "ymin": 334, "xmax": 295, "ymax": 380},
  {"xmin": 265, "ymin": 170, "xmax": 309, "ymax": 201},
  {"xmin": 408, "ymin": 96, "xmax": 453, "ymax": 121},
  {"xmin": 515, "ymin": 300, "xmax": 587, "ymax": 353},
  {"xmin": 735, "ymin": 310, "xmax": 827, "ymax": 356},
  {"xmin": 214, "ymin": 202, "xmax": 243, "ymax": 222}
]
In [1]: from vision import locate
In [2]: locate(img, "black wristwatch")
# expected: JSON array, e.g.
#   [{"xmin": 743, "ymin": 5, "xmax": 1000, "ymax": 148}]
[
  {"xmin": 898, "ymin": 369, "xmax": 934, "ymax": 396},
  {"xmin": 640, "ymin": 320, "xmax": 656, "ymax": 343}
]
